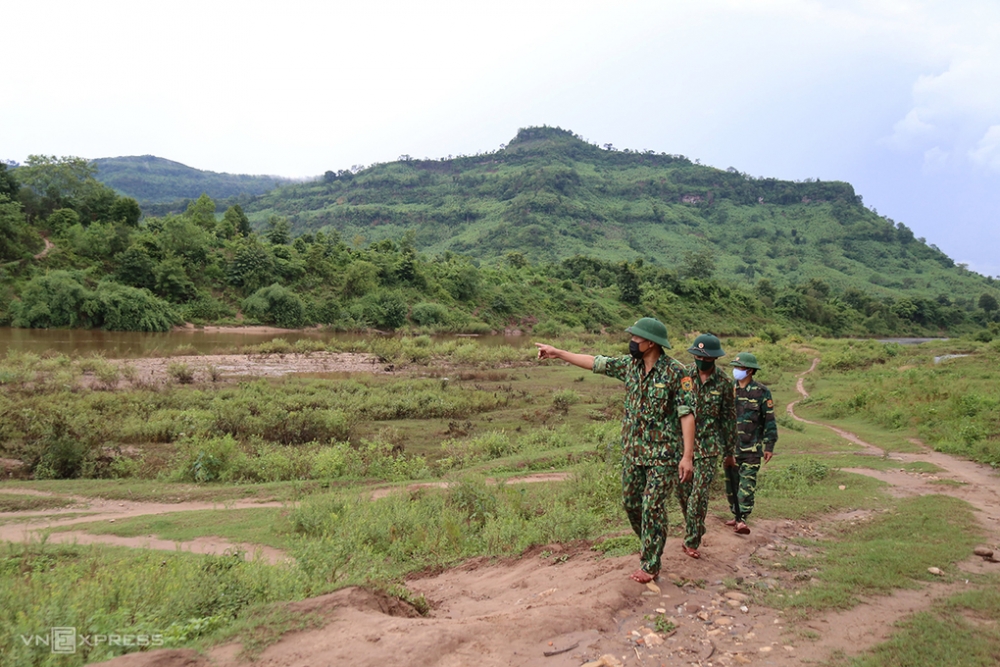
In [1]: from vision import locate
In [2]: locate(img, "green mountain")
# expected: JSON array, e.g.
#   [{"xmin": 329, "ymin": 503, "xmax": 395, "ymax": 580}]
[
  {"xmin": 245, "ymin": 126, "xmax": 987, "ymax": 306},
  {"xmin": 92, "ymin": 155, "xmax": 293, "ymax": 207}
]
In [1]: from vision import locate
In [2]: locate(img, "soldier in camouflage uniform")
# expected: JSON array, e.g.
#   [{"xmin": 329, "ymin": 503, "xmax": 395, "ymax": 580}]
[
  {"xmin": 677, "ymin": 334, "xmax": 737, "ymax": 558},
  {"xmin": 725, "ymin": 352, "xmax": 777, "ymax": 535},
  {"xmin": 535, "ymin": 317, "xmax": 695, "ymax": 583}
]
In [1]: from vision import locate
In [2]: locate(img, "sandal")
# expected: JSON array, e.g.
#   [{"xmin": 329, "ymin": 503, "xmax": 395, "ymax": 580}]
[
  {"xmin": 734, "ymin": 521, "xmax": 750, "ymax": 535},
  {"xmin": 681, "ymin": 545, "xmax": 701, "ymax": 559},
  {"xmin": 724, "ymin": 519, "xmax": 737, "ymax": 527}
]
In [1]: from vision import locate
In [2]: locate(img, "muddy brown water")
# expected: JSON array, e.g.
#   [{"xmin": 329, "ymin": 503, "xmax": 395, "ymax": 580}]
[{"xmin": 0, "ymin": 327, "xmax": 533, "ymax": 358}]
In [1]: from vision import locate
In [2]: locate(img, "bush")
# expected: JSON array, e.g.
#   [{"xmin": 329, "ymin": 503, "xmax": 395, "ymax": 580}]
[
  {"xmin": 10, "ymin": 270, "xmax": 92, "ymax": 328},
  {"xmin": 90, "ymin": 281, "xmax": 181, "ymax": 332},
  {"xmin": 167, "ymin": 362, "xmax": 195, "ymax": 384},
  {"xmin": 411, "ymin": 302, "xmax": 449, "ymax": 326},
  {"xmin": 242, "ymin": 283, "xmax": 305, "ymax": 328}
]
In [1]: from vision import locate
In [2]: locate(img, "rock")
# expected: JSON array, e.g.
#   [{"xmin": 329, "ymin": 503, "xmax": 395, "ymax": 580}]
[
  {"xmin": 726, "ymin": 599, "xmax": 741, "ymax": 607},
  {"xmin": 838, "ymin": 485, "xmax": 846, "ymax": 490},
  {"xmin": 581, "ymin": 656, "xmax": 624, "ymax": 667},
  {"xmin": 725, "ymin": 591, "xmax": 749, "ymax": 601},
  {"xmin": 714, "ymin": 616, "xmax": 734, "ymax": 626},
  {"xmin": 759, "ymin": 645, "xmax": 773, "ymax": 653},
  {"xmin": 697, "ymin": 611, "xmax": 710, "ymax": 621},
  {"xmin": 974, "ymin": 546, "xmax": 994, "ymax": 558},
  {"xmin": 740, "ymin": 605, "xmax": 749, "ymax": 613},
  {"xmin": 928, "ymin": 567, "xmax": 943, "ymax": 576},
  {"xmin": 655, "ymin": 607, "xmax": 666, "ymax": 614},
  {"xmin": 784, "ymin": 645, "xmax": 796, "ymax": 651},
  {"xmin": 643, "ymin": 633, "xmax": 664, "ymax": 646},
  {"xmin": 646, "ymin": 582, "xmax": 661, "ymax": 594},
  {"xmin": 109, "ymin": 519, "xmax": 115, "ymax": 523}
]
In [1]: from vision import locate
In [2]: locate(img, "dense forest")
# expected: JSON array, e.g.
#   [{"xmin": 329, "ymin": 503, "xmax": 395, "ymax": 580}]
[{"xmin": 1, "ymin": 131, "xmax": 999, "ymax": 338}]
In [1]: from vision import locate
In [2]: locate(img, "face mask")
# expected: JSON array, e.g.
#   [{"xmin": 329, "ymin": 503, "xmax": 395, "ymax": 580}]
[
  {"xmin": 695, "ymin": 359, "xmax": 715, "ymax": 372},
  {"xmin": 733, "ymin": 368, "xmax": 749, "ymax": 381},
  {"xmin": 629, "ymin": 340, "xmax": 644, "ymax": 360}
]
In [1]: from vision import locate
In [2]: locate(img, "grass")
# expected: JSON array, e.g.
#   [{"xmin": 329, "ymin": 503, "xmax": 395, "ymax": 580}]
[
  {"xmin": 2, "ymin": 336, "xmax": 998, "ymax": 664},
  {"xmin": 850, "ymin": 576, "xmax": 1000, "ymax": 667},
  {"xmin": 0, "ymin": 492, "xmax": 76, "ymax": 512},
  {"xmin": 761, "ymin": 494, "xmax": 980, "ymax": 615},
  {"xmin": 49, "ymin": 508, "xmax": 295, "ymax": 550}
]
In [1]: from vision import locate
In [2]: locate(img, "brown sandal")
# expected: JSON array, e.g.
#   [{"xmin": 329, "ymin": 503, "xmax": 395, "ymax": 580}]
[
  {"xmin": 734, "ymin": 521, "xmax": 750, "ymax": 535},
  {"xmin": 681, "ymin": 545, "xmax": 701, "ymax": 559}
]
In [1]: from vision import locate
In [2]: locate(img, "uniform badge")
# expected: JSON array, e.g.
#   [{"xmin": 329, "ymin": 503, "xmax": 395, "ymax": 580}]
[
  {"xmin": 767, "ymin": 399, "xmax": 774, "ymax": 408},
  {"xmin": 681, "ymin": 377, "xmax": 694, "ymax": 392},
  {"xmin": 654, "ymin": 383, "xmax": 666, "ymax": 388}
]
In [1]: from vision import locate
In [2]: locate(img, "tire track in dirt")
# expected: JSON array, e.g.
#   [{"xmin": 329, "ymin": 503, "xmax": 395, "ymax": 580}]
[{"xmin": 0, "ymin": 495, "xmax": 292, "ymax": 563}]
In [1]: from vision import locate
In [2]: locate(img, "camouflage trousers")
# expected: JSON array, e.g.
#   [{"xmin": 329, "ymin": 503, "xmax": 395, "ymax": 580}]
[
  {"xmin": 676, "ymin": 456, "xmax": 718, "ymax": 549},
  {"xmin": 724, "ymin": 459, "xmax": 761, "ymax": 520},
  {"xmin": 622, "ymin": 460, "xmax": 677, "ymax": 575}
]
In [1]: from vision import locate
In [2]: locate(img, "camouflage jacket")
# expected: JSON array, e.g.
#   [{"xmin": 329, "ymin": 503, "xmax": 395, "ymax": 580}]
[
  {"xmin": 734, "ymin": 379, "xmax": 778, "ymax": 460},
  {"xmin": 593, "ymin": 354, "xmax": 695, "ymax": 465},
  {"xmin": 685, "ymin": 364, "xmax": 737, "ymax": 460}
]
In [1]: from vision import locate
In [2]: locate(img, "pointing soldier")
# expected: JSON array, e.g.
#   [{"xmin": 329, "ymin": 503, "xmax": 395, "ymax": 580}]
[
  {"xmin": 677, "ymin": 334, "xmax": 737, "ymax": 558},
  {"xmin": 535, "ymin": 317, "xmax": 695, "ymax": 583},
  {"xmin": 725, "ymin": 352, "xmax": 777, "ymax": 535}
]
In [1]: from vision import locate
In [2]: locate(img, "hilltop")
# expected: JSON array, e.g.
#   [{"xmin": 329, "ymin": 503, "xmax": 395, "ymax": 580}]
[
  {"xmin": 92, "ymin": 155, "xmax": 294, "ymax": 209},
  {"xmin": 244, "ymin": 126, "xmax": 987, "ymax": 305}
]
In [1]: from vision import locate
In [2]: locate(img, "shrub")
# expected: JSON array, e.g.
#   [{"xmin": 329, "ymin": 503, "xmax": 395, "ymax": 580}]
[
  {"xmin": 90, "ymin": 281, "xmax": 181, "ymax": 332},
  {"xmin": 411, "ymin": 302, "xmax": 449, "ymax": 326},
  {"xmin": 167, "ymin": 362, "xmax": 195, "ymax": 384},
  {"xmin": 242, "ymin": 283, "xmax": 305, "ymax": 328}
]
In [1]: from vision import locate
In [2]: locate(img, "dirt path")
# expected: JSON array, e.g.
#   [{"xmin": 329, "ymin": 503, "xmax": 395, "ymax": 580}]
[{"xmin": 33, "ymin": 236, "xmax": 55, "ymax": 260}]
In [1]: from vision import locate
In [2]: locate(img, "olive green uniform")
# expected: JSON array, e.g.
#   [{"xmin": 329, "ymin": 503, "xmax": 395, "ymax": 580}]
[
  {"xmin": 726, "ymin": 380, "xmax": 777, "ymax": 521},
  {"xmin": 677, "ymin": 364, "xmax": 737, "ymax": 549},
  {"xmin": 593, "ymin": 353, "xmax": 696, "ymax": 575}
]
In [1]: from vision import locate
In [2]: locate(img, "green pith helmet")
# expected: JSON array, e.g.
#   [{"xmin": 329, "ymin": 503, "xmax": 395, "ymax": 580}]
[
  {"xmin": 729, "ymin": 352, "xmax": 761, "ymax": 370},
  {"xmin": 625, "ymin": 317, "xmax": 671, "ymax": 348},
  {"xmin": 687, "ymin": 334, "xmax": 725, "ymax": 358}
]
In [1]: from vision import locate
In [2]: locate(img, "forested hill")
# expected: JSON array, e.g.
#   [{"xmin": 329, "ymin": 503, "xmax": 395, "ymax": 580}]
[
  {"xmin": 92, "ymin": 156, "xmax": 293, "ymax": 208},
  {"xmin": 245, "ymin": 126, "xmax": 986, "ymax": 304}
]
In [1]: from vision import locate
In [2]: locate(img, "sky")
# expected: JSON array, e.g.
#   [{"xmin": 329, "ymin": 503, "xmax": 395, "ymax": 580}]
[{"xmin": 3, "ymin": 0, "xmax": 1000, "ymax": 277}]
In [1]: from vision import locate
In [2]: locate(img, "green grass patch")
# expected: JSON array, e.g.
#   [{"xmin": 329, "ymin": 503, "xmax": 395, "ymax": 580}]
[
  {"xmin": 51, "ymin": 507, "xmax": 294, "ymax": 550},
  {"xmin": 0, "ymin": 492, "xmax": 76, "ymax": 512},
  {"xmin": 771, "ymin": 494, "xmax": 980, "ymax": 615},
  {"xmin": 851, "ymin": 575, "xmax": 1000, "ymax": 667}
]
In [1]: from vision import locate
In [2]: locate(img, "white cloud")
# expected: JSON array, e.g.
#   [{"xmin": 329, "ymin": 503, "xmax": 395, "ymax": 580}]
[{"xmin": 968, "ymin": 125, "xmax": 1000, "ymax": 170}]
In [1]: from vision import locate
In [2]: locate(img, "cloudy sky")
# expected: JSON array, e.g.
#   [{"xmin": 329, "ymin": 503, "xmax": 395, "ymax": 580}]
[{"xmin": 3, "ymin": 0, "xmax": 999, "ymax": 276}]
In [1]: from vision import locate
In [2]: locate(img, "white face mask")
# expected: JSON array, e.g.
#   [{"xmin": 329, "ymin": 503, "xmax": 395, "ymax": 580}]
[{"xmin": 733, "ymin": 368, "xmax": 749, "ymax": 381}]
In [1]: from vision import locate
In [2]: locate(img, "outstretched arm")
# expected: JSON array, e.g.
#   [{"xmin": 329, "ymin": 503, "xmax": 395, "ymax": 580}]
[{"xmin": 534, "ymin": 343, "xmax": 595, "ymax": 371}]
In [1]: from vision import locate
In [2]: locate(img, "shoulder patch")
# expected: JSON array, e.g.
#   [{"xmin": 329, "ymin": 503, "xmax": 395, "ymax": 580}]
[
  {"xmin": 767, "ymin": 399, "xmax": 774, "ymax": 408},
  {"xmin": 654, "ymin": 382, "xmax": 666, "ymax": 388},
  {"xmin": 680, "ymin": 377, "xmax": 694, "ymax": 392}
]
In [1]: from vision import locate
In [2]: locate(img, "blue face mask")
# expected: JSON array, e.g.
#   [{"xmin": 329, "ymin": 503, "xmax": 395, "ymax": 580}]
[{"xmin": 733, "ymin": 368, "xmax": 749, "ymax": 381}]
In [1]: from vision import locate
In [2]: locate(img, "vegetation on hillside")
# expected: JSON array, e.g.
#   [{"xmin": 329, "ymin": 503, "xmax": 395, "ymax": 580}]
[
  {"xmin": 2, "ymin": 138, "xmax": 999, "ymax": 337},
  {"xmin": 244, "ymin": 127, "xmax": 998, "ymax": 309},
  {"xmin": 92, "ymin": 155, "xmax": 294, "ymax": 208}
]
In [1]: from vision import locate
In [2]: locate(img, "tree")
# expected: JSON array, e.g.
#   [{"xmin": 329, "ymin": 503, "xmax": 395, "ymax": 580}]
[
  {"xmin": 185, "ymin": 194, "xmax": 216, "ymax": 230},
  {"xmin": 110, "ymin": 197, "xmax": 142, "ymax": 227},
  {"xmin": 221, "ymin": 204, "xmax": 251, "ymax": 239},
  {"xmin": 228, "ymin": 236, "xmax": 274, "ymax": 294},
  {"xmin": 266, "ymin": 215, "xmax": 291, "ymax": 245},
  {"xmin": 617, "ymin": 261, "xmax": 642, "ymax": 305},
  {"xmin": 681, "ymin": 248, "xmax": 715, "ymax": 280},
  {"xmin": 979, "ymin": 293, "xmax": 999, "ymax": 313},
  {"xmin": 0, "ymin": 163, "xmax": 19, "ymax": 199}
]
